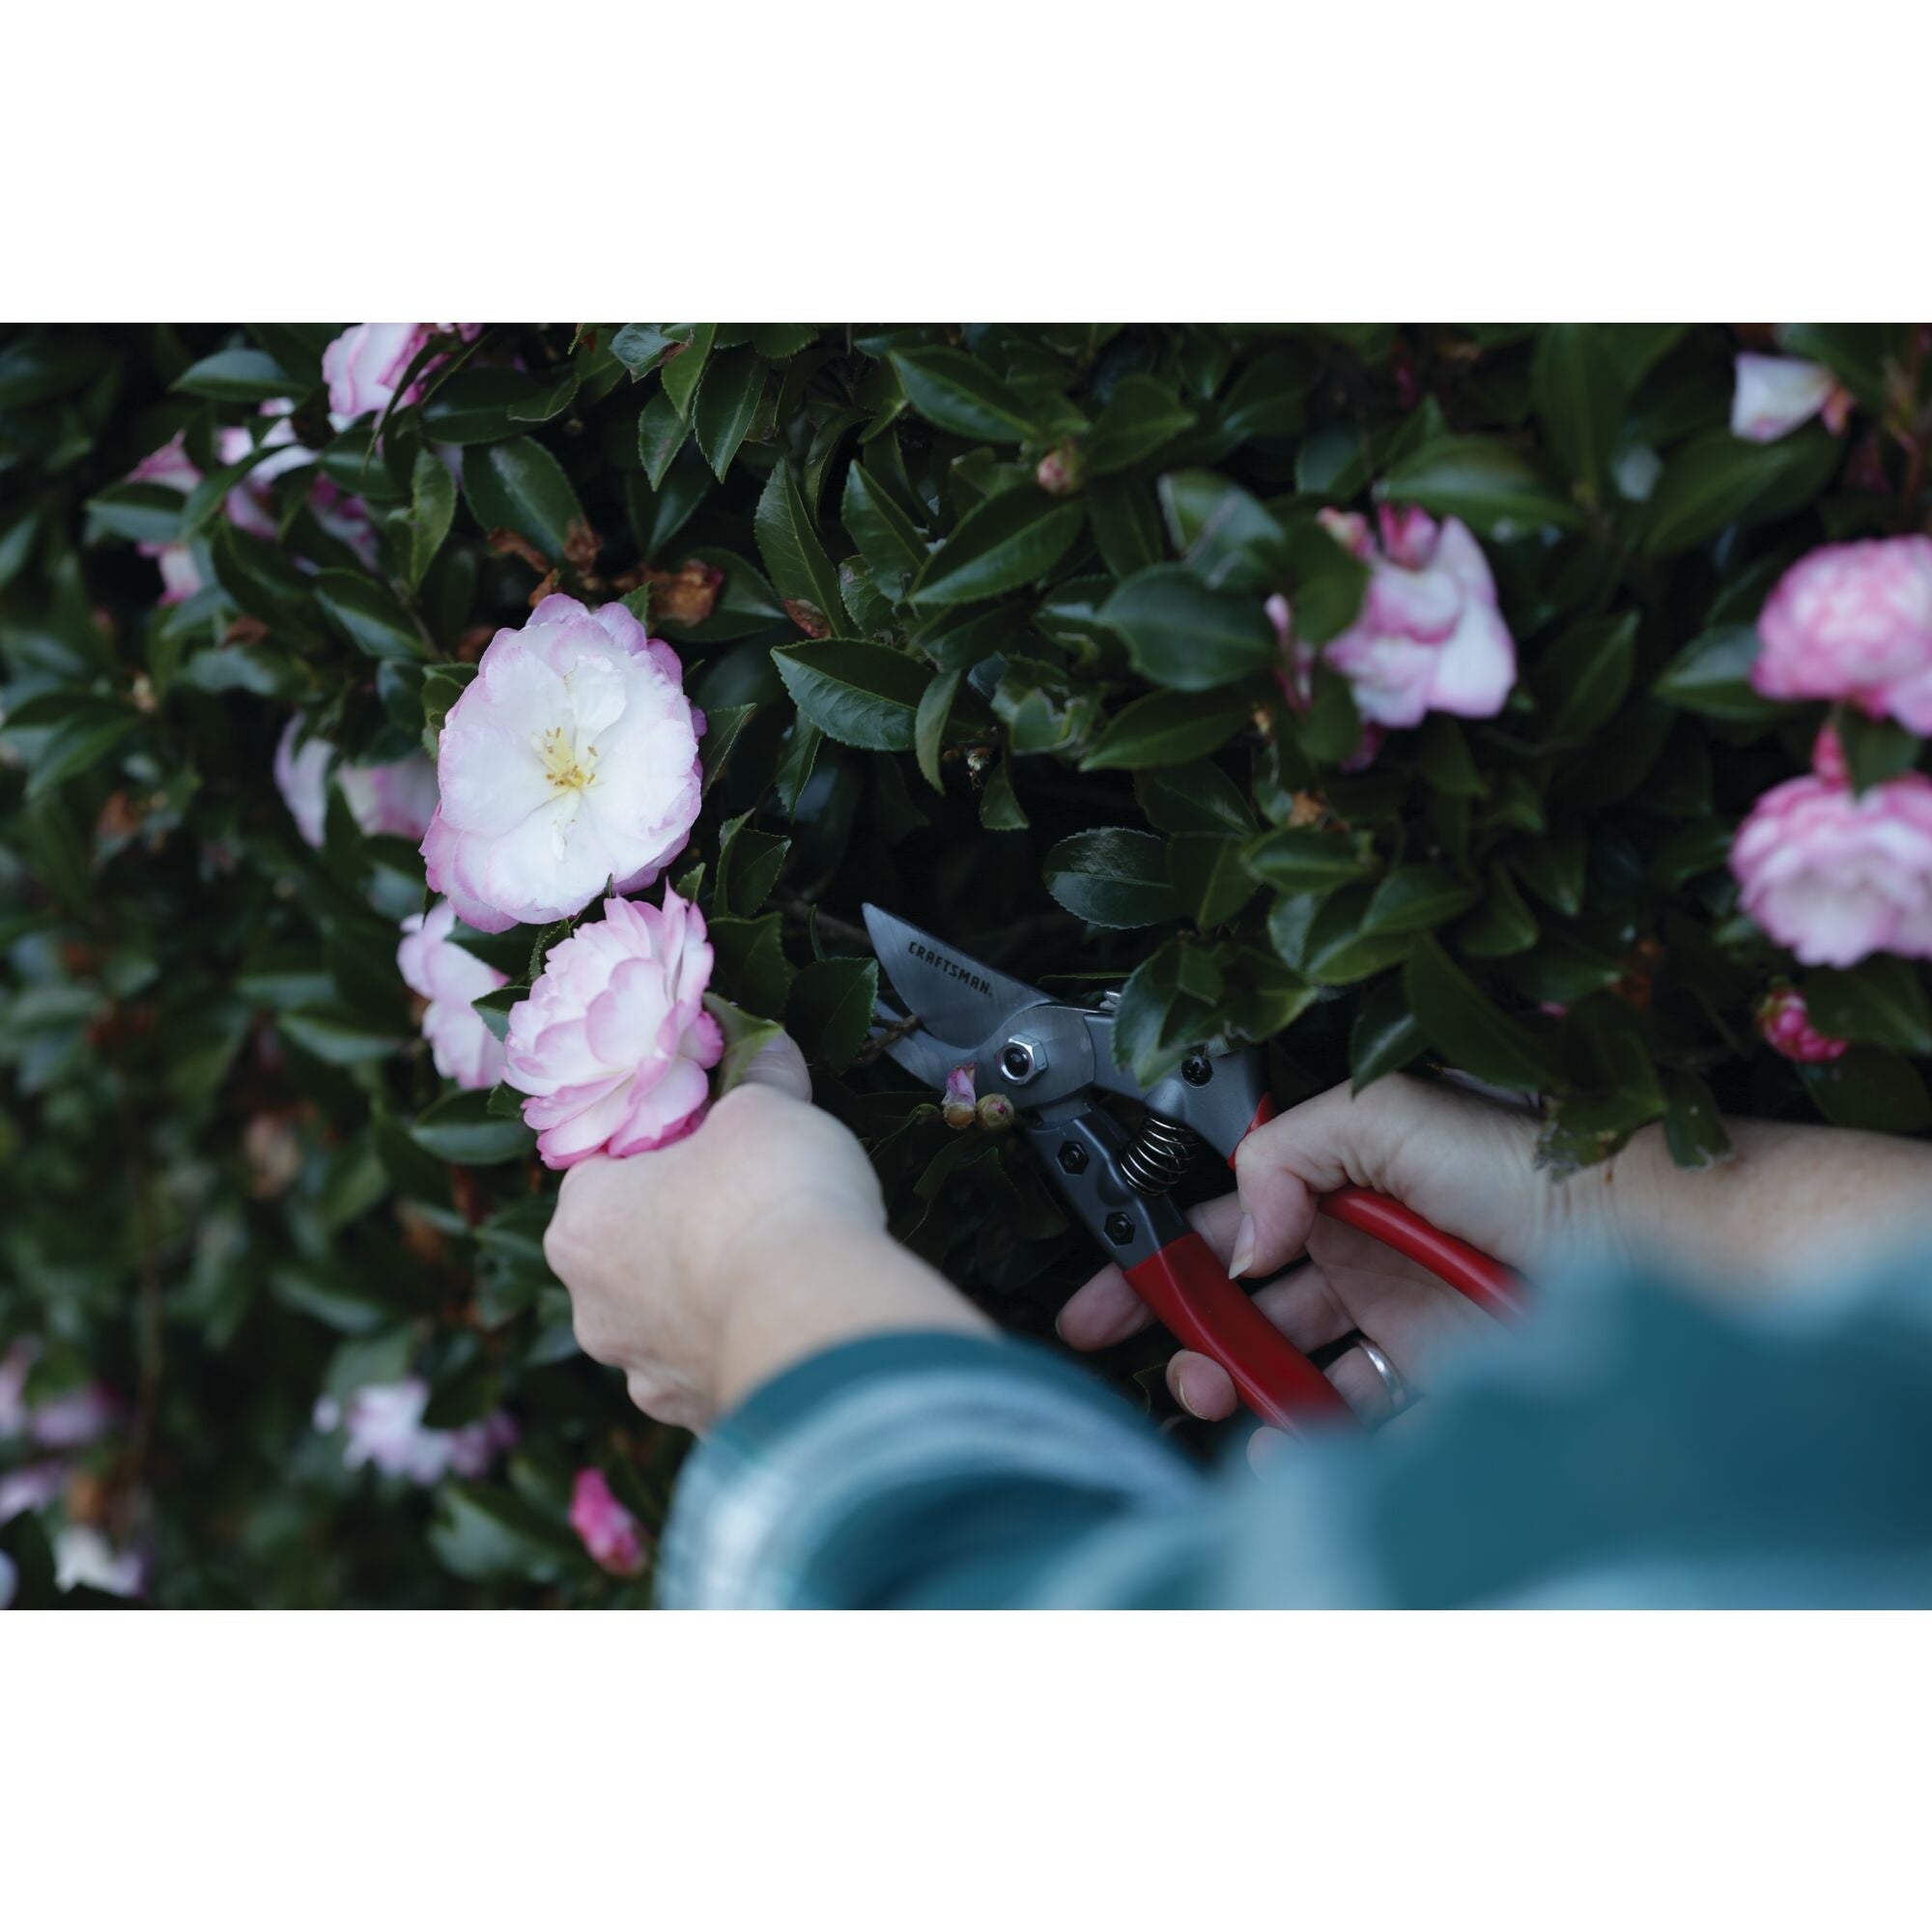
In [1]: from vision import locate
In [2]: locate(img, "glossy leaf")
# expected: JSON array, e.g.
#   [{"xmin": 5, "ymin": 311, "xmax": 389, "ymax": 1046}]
[{"xmin": 1043, "ymin": 829, "xmax": 1181, "ymax": 927}]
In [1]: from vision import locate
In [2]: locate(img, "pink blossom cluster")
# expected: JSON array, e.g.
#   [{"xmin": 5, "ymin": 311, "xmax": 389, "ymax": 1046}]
[
  {"xmin": 313, "ymin": 1379, "xmax": 517, "ymax": 1487},
  {"xmin": 1730, "ymin": 729, "xmax": 1932, "ymax": 968},
  {"xmin": 1271, "ymin": 505, "xmax": 1517, "ymax": 740},
  {"xmin": 569, "ymin": 1469, "xmax": 648, "ymax": 1576},
  {"xmin": 1749, "ymin": 536, "xmax": 1932, "ymax": 734},
  {"xmin": 123, "ymin": 412, "xmax": 377, "ymax": 606},
  {"xmin": 274, "ymin": 717, "xmax": 440, "ymax": 851}
]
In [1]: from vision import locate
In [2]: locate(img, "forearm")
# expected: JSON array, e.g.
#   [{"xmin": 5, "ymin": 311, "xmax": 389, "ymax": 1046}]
[
  {"xmin": 712, "ymin": 1212, "xmax": 994, "ymax": 1416},
  {"xmin": 1623, "ymin": 1118, "xmax": 1932, "ymax": 1289}
]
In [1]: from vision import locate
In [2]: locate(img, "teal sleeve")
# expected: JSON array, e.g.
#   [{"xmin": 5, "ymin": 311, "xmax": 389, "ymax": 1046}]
[{"xmin": 659, "ymin": 1251, "xmax": 1932, "ymax": 1610}]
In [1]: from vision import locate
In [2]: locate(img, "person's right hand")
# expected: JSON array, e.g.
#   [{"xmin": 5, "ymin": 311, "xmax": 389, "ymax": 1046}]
[{"xmin": 1055, "ymin": 1075, "xmax": 1642, "ymax": 1444}]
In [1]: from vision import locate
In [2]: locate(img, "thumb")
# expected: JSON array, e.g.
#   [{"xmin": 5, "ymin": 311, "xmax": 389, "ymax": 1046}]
[
  {"xmin": 1229, "ymin": 1079, "xmax": 1413, "ymax": 1279},
  {"xmin": 735, "ymin": 1030, "xmax": 812, "ymax": 1103}
]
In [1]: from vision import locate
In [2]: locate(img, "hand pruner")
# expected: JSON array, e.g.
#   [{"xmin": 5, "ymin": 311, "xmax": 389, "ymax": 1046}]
[{"xmin": 863, "ymin": 906, "xmax": 1522, "ymax": 1436}]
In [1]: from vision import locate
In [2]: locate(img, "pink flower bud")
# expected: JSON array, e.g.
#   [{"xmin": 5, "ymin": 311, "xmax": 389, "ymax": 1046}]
[
  {"xmin": 1811, "ymin": 723, "xmax": 1848, "ymax": 786},
  {"xmin": 1754, "ymin": 987, "xmax": 1850, "ymax": 1064},
  {"xmin": 1036, "ymin": 442, "xmax": 1085, "ymax": 497},
  {"xmin": 976, "ymin": 1094, "xmax": 1015, "ymax": 1133},
  {"xmin": 569, "ymin": 1468, "xmax": 648, "ymax": 1577},
  {"xmin": 942, "ymin": 1065, "xmax": 978, "ymax": 1130}
]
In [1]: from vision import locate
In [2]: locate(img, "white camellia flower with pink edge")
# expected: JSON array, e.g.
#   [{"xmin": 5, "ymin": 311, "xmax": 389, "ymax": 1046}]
[
  {"xmin": 398, "ymin": 897, "xmax": 509, "ymax": 1092},
  {"xmin": 502, "ymin": 888, "xmax": 723, "ymax": 1169},
  {"xmin": 422, "ymin": 594, "xmax": 704, "ymax": 934}
]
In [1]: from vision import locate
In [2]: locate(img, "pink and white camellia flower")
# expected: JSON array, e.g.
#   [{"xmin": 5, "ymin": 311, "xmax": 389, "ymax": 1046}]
[
  {"xmin": 423, "ymin": 595, "xmax": 704, "ymax": 933},
  {"xmin": 274, "ymin": 718, "xmax": 440, "ymax": 850},
  {"xmin": 569, "ymin": 1468, "xmax": 648, "ymax": 1577},
  {"xmin": 1754, "ymin": 987, "xmax": 1850, "ymax": 1065},
  {"xmin": 1730, "ymin": 354, "xmax": 1852, "ymax": 444},
  {"xmin": 1749, "ymin": 536, "xmax": 1932, "ymax": 733},
  {"xmin": 502, "ymin": 888, "xmax": 723, "ymax": 1169},
  {"xmin": 1730, "ymin": 752, "xmax": 1932, "ymax": 968},
  {"xmin": 398, "ymin": 897, "xmax": 509, "ymax": 1091},
  {"xmin": 1281, "ymin": 506, "xmax": 1517, "ymax": 731},
  {"xmin": 322, "ymin": 324, "xmax": 484, "ymax": 423},
  {"xmin": 313, "ymin": 1379, "xmax": 516, "ymax": 1487}
]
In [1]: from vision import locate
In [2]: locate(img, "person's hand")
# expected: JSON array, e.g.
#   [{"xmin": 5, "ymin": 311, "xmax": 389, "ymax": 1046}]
[
  {"xmin": 544, "ymin": 1036, "xmax": 987, "ymax": 1431},
  {"xmin": 1056, "ymin": 1075, "xmax": 1635, "ymax": 1450}
]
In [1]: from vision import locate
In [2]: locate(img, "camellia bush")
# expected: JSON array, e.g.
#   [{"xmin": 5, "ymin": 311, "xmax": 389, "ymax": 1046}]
[{"xmin": 3, "ymin": 321, "xmax": 1930, "ymax": 1608}]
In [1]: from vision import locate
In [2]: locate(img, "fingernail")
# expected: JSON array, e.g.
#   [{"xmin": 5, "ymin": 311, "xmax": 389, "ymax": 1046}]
[
  {"xmin": 1249, "ymin": 1428, "xmax": 1291, "ymax": 1474},
  {"xmin": 1228, "ymin": 1214, "xmax": 1256, "ymax": 1279},
  {"xmin": 1174, "ymin": 1363, "xmax": 1206, "ymax": 1419}
]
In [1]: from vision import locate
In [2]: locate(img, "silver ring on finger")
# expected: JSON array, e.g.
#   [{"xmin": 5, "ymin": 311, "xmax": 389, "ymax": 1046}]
[{"xmin": 1353, "ymin": 1337, "xmax": 1410, "ymax": 1417}]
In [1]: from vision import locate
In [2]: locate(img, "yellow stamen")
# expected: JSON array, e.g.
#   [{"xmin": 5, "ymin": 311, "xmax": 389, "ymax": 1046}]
[{"xmin": 537, "ymin": 725, "xmax": 597, "ymax": 793}]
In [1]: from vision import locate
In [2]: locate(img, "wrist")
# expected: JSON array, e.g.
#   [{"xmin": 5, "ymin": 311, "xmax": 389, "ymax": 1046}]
[{"xmin": 709, "ymin": 1218, "xmax": 991, "ymax": 1415}]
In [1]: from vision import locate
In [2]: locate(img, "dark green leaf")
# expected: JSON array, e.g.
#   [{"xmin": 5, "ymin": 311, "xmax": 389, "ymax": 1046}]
[
  {"xmin": 1101, "ymin": 563, "xmax": 1276, "ymax": 691},
  {"xmin": 1242, "ymin": 827, "xmax": 1375, "ymax": 894},
  {"xmin": 1652, "ymin": 625, "xmax": 1783, "ymax": 722},
  {"xmin": 842, "ymin": 462, "xmax": 927, "ymax": 594},
  {"xmin": 1837, "ymin": 710, "xmax": 1919, "ymax": 794},
  {"xmin": 914, "ymin": 667, "xmax": 962, "ymax": 792},
  {"xmin": 786, "ymin": 957, "xmax": 879, "ymax": 1071},
  {"xmin": 1801, "ymin": 957, "xmax": 1932, "ymax": 1056},
  {"xmin": 1404, "ymin": 935, "xmax": 1558, "ymax": 1093},
  {"xmin": 1801, "ymin": 1047, "xmax": 1932, "ymax": 1133},
  {"xmin": 910, "ymin": 488, "xmax": 1083, "ymax": 608},
  {"xmin": 313, "ymin": 569, "xmax": 431, "ymax": 663},
  {"xmin": 462, "ymin": 438, "xmax": 585, "ymax": 562},
  {"xmin": 693, "ymin": 347, "xmax": 766, "ymax": 480},
  {"xmin": 753, "ymin": 463, "xmax": 845, "ymax": 633},
  {"xmin": 1643, "ymin": 426, "xmax": 1841, "ymax": 557},
  {"xmin": 979, "ymin": 756, "xmax": 1029, "ymax": 830},
  {"xmin": 1535, "ymin": 611, "xmax": 1637, "ymax": 748},
  {"xmin": 1133, "ymin": 760, "xmax": 1253, "ymax": 836},
  {"xmin": 173, "ymin": 346, "xmax": 296, "ymax": 402},
  {"xmin": 888, "ymin": 347, "xmax": 1042, "ymax": 442},
  {"xmin": 772, "ymin": 639, "xmax": 930, "ymax": 752},
  {"xmin": 1169, "ymin": 835, "xmax": 1256, "ymax": 927},
  {"xmin": 661, "ymin": 325, "xmax": 717, "ymax": 418},
  {"xmin": 1350, "ymin": 975, "xmax": 1428, "ymax": 1092},
  {"xmin": 1381, "ymin": 437, "xmax": 1583, "ymax": 535},
  {"xmin": 406, "ymin": 448, "xmax": 458, "ymax": 589},
  {"xmin": 1361, "ymin": 865, "xmax": 1480, "ymax": 936},
  {"xmin": 1079, "ymin": 690, "xmax": 1252, "ymax": 770},
  {"xmin": 1532, "ymin": 326, "xmax": 1625, "ymax": 491},
  {"xmin": 1043, "ymin": 829, "xmax": 1181, "ymax": 928},
  {"xmin": 411, "ymin": 1089, "xmax": 535, "ymax": 1165},
  {"xmin": 702, "ymin": 991, "xmax": 784, "ymax": 1091},
  {"xmin": 1082, "ymin": 376, "xmax": 1198, "ymax": 476},
  {"xmin": 1662, "ymin": 1069, "xmax": 1732, "ymax": 1169},
  {"xmin": 1459, "ymin": 863, "xmax": 1540, "ymax": 956}
]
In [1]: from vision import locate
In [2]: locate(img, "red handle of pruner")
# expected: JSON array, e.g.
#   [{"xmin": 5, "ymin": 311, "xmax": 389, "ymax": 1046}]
[
  {"xmin": 1144, "ymin": 1093, "xmax": 1524, "ymax": 1433},
  {"xmin": 1123, "ymin": 1233, "xmax": 1353, "ymax": 1436},
  {"xmin": 1317, "ymin": 1186, "xmax": 1524, "ymax": 1322}
]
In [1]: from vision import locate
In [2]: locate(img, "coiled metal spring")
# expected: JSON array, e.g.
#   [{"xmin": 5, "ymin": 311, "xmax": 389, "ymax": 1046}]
[{"xmin": 1120, "ymin": 1113, "xmax": 1199, "ymax": 1195}]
